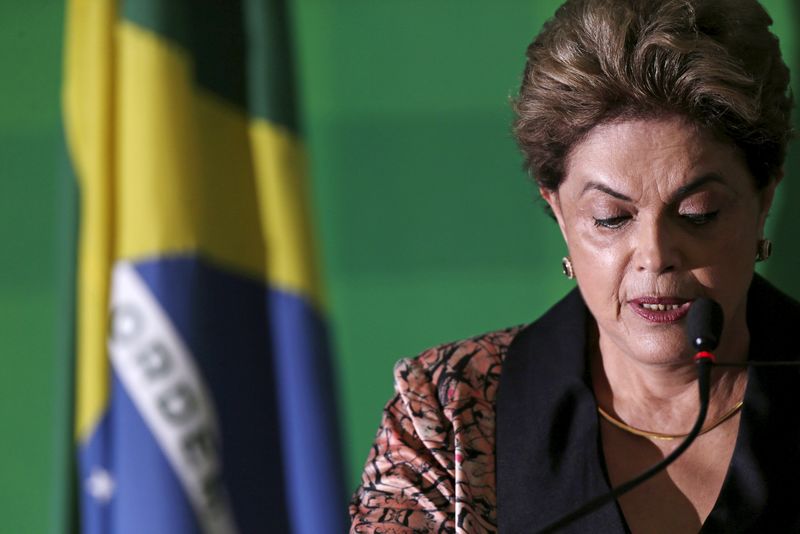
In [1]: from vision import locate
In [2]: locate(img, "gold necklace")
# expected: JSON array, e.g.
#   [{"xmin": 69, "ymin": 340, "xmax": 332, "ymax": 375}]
[{"xmin": 597, "ymin": 401, "xmax": 744, "ymax": 441}]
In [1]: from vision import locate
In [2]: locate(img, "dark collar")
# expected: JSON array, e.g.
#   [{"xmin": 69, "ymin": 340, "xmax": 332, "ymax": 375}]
[{"xmin": 496, "ymin": 275, "xmax": 800, "ymax": 533}]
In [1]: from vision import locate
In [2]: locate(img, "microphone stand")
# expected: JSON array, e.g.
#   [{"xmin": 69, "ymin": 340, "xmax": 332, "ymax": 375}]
[{"xmin": 535, "ymin": 356, "xmax": 714, "ymax": 534}]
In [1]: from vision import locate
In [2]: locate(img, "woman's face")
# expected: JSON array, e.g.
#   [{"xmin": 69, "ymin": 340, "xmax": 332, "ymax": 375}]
[{"xmin": 542, "ymin": 117, "xmax": 777, "ymax": 365}]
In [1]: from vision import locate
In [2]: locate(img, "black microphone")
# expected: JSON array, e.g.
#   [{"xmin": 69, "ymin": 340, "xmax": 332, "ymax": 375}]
[
  {"xmin": 535, "ymin": 298, "xmax": 721, "ymax": 533},
  {"xmin": 687, "ymin": 297, "xmax": 724, "ymax": 354}
]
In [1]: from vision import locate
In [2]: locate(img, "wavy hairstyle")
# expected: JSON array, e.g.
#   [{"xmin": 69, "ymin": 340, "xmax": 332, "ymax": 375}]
[{"xmin": 513, "ymin": 0, "xmax": 792, "ymax": 191}]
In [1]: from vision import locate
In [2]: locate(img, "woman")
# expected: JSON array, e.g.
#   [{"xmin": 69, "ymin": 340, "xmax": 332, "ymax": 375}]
[{"xmin": 350, "ymin": 0, "xmax": 797, "ymax": 532}]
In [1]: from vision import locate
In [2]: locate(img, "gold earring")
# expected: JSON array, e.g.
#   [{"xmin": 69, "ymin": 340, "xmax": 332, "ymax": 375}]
[
  {"xmin": 561, "ymin": 256, "xmax": 575, "ymax": 279},
  {"xmin": 756, "ymin": 238, "xmax": 772, "ymax": 262}
]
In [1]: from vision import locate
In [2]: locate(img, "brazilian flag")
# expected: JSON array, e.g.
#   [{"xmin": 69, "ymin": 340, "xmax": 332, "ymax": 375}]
[{"xmin": 62, "ymin": 1, "xmax": 346, "ymax": 532}]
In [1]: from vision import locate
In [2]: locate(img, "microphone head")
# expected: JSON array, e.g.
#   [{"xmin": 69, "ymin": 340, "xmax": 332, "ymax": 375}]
[{"xmin": 686, "ymin": 298, "xmax": 724, "ymax": 352}]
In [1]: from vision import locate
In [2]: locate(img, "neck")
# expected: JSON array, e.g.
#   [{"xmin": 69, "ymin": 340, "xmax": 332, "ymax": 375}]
[{"xmin": 590, "ymin": 320, "xmax": 749, "ymax": 436}]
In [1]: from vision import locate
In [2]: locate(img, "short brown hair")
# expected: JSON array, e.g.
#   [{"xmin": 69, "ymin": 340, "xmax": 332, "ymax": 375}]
[{"xmin": 513, "ymin": 0, "xmax": 792, "ymax": 191}]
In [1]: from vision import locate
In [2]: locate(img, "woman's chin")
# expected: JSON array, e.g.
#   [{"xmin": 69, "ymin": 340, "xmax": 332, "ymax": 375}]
[
  {"xmin": 634, "ymin": 349, "xmax": 695, "ymax": 367},
  {"xmin": 600, "ymin": 323, "xmax": 696, "ymax": 367}
]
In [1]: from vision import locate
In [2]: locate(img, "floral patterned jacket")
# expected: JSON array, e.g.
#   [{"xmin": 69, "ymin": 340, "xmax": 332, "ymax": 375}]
[{"xmin": 349, "ymin": 326, "xmax": 522, "ymax": 533}]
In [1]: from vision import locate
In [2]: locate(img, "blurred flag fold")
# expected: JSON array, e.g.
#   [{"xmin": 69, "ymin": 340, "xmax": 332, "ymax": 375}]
[{"xmin": 62, "ymin": 1, "xmax": 346, "ymax": 532}]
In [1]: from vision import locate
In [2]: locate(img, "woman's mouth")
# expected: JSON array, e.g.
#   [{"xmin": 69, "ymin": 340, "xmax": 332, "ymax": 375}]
[{"xmin": 629, "ymin": 297, "xmax": 692, "ymax": 323}]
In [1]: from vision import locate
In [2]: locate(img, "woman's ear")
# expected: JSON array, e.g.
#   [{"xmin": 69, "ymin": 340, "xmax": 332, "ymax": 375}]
[{"xmin": 539, "ymin": 187, "xmax": 569, "ymax": 245}]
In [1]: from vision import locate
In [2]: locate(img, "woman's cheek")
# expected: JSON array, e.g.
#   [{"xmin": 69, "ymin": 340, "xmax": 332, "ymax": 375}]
[{"xmin": 572, "ymin": 216, "xmax": 618, "ymax": 248}]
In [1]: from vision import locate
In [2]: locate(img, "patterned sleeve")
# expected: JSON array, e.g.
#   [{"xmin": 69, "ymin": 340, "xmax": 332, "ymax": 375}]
[{"xmin": 349, "ymin": 354, "xmax": 457, "ymax": 533}]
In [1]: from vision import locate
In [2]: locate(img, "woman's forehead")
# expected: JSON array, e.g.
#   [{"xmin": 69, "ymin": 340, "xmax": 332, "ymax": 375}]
[{"xmin": 562, "ymin": 117, "xmax": 750, "ymax": 200}]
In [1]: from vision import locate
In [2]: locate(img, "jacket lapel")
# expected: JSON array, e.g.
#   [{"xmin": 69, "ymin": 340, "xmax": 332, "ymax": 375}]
[{"xmin": 496, "ymin": 288, "xmax": 626, "ymax": 532}]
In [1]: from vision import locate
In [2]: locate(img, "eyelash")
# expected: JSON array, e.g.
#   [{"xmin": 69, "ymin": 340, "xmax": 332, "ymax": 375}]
[
  {"xmin": 592, "ymin": 210, "xmax": 720, "ymax": 229},
  {"xmin": 680, "ymin": 210, "xmax": 720, "ymax": 225},
  {"xmin": 593, "ymin": 216, "xmax": 630, "ymax": 229}
]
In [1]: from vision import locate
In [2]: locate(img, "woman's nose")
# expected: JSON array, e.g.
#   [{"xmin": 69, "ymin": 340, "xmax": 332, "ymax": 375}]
[{"xmin": 634, "ymin": 218, "xmax": 682, "ymax": 274}]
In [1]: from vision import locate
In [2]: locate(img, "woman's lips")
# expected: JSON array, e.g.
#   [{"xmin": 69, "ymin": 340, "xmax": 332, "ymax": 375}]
[{"xmin": 629, "ymin": 297, "xmax": 693, "ymax": 324}]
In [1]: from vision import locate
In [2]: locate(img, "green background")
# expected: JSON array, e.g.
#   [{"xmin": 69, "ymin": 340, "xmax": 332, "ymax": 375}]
[{"xmin": 1, "ymin": 1, "xmax": 799, "ymax": 532}]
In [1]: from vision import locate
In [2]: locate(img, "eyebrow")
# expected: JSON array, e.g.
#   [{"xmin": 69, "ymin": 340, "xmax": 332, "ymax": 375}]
[
  {"xmin": 668, "ymin": 173, "xmax": 727, "ymax": 203},
  {"xmin": 580, "ymin": 181, "xmax": 632, "ymax": 201},
  {"xmin": 579, "ymin": 173, "xmax": 728, "ymax": 203}
]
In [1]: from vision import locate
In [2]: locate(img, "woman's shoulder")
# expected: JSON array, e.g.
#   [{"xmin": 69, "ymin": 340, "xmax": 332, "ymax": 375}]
[
  {"xmin": 393, "ymin": 324, "xmax": 525, "ymax": 408},
  {"xmin": 750, "ymin": 274, "xmax": 800, "ymax": 315}
]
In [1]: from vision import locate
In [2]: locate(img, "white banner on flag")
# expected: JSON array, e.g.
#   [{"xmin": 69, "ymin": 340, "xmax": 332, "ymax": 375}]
[{"xmin": 109, "ymin": 261, "xmax": 239, "ymax": 534}]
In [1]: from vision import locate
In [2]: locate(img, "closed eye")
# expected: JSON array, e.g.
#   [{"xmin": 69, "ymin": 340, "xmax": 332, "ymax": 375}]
[
  {"xmin": 681, "ymin": 210, "xmax": 719, "ymax": 225},
  {"xmin": 593, "ymin": 215, "xmax": 631, "ymax": 229}
]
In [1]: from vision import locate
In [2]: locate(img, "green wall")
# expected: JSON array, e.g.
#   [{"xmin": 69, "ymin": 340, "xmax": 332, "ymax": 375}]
[
  {"xmin": 292, "ymin": 0, "xmax": 574, "ymax": 491},
  {"xmin": 1, "ymin": 1, "xmax": 798, "ymax": 532},
  {"xmin": 0, "ymin": 2, "xmax": 68, "ymax": 534}
]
